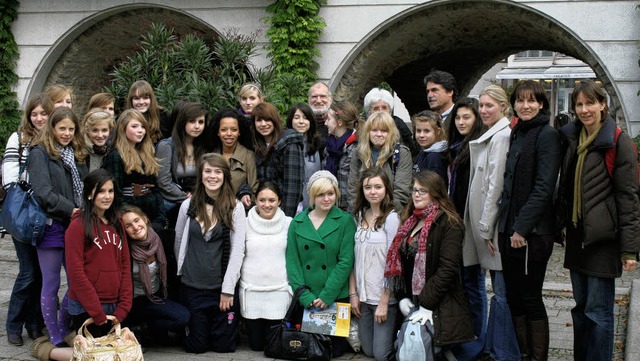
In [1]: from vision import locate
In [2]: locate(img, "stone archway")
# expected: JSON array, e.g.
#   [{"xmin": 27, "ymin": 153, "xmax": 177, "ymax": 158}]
[
  {"xmin": 31, "ymin": 4, "xmax": 221, "ymax": 112},
  {"xmin": 332, "ymin": 0, "xmax": 623, "ymax": 124}
]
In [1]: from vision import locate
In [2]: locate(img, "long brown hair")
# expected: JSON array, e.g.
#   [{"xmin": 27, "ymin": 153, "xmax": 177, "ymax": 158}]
[
  {"xmin": 171, "ymin": 101, "xmax": 209, "ymax": 167},
  {"xmin": 112, "ymin": 109, "xmax": 159, "ymax": 175},
  {"xmin": 402, "ymin": 170, "xmax": 462, "ymax": 227},
  {"xmin": 353, "ymin": 167, "xmax": 395, "ymax": 229},
  {"xmin": 191, "ymin": 153, "xmax": 236, "ymax": 232},
  {"xmin": 20, "ymin": 93, "xmax": 54, "ymax": 144},
  {"xmin": 32, "ymin": 107, "xmax": 86, "ymax": 162},
  {"xmin": 126, "ymin": 80, "xmax": 163, "ymax": 143},
  {"xmin": 251, "ymin": 102, "xmax": 283, "ymax": 158}
]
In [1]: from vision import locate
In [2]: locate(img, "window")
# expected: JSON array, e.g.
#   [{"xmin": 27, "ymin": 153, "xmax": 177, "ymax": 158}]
[{"xmin": 515, "ymin": 50, "xmax": 554, "ymax": 59}]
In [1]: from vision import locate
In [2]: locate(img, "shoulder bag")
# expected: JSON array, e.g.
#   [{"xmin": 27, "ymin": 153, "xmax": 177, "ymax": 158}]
[
  {"xmin": 71, "ymin": 316, "xmax": 143, "ymax": 361},
  {"xmin": 0, "ymin": 180, "xmax": 46, "ymax": 245}
]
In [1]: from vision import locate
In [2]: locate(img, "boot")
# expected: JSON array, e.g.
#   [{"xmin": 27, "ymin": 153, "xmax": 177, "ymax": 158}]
[
  {"xmin": 30, "ymin": 335, "xmax": 55, "ymax": 361},
  {"xmin": 512, "ymin": 315, "xmax": 530, "ymax": 360},
  {"xmin": 529, "ymin": 318, "xmax": 549, "ymax": 361}
]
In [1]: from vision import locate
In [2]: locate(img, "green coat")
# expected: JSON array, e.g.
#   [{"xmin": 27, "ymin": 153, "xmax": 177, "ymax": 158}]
[{"xmin": 286, "ymin": 206, "xmax": 356, "ymax": 308}]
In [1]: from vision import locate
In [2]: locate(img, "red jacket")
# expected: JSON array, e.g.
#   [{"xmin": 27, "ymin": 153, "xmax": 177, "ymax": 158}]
[{"xmin": 65, "ymin": 215, "xmax": 132, "ymax": 325}]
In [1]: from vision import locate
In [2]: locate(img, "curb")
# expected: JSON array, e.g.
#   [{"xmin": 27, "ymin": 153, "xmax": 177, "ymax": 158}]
[{"xmin": 625, "ymin": 279, "xmax": 640, "ymax": 361}]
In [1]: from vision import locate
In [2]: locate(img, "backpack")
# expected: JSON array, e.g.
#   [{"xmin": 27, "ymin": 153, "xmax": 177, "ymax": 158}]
[
  {"xmin": 395, "ymin": 310, "xmax": 439, "ymax": 361},
  {"xmin": 604, "ymin": 128, "xmax": 640, "ymax": 183}
]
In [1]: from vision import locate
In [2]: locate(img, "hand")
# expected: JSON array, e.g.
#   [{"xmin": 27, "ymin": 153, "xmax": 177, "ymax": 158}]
[
  {"xmin": 350, "ymin": 294, "xmax": 361, "ymax": 318},
  {"xmin": 485, "ymin": 239, "xmax": 497, "ymax": 256},
  {"xmin": 311, "ymin": 298, "xmax": 328, "ymax": 309},
  {"xmin": 241, "ymin": 195, "xmax": 252, "ymax": 208},
  {"xmin": 409, "ymin": 306, "xmax": 433, "ymax": 325},
  {"xmin": 399, "ymin": 298, "xmax": 415, "ymax": 317},
  {"xmin": 220, "ymin": 294, "xmax": 234, "ymax": 312},
  {"xmin": 510, "ymin": 232, "xmax": 527, "ymax": 249},
  {"xmin": 623, "ymin": 260, "xmax": 637, "ymax": 272},
  {"xmin": 72, "ymin": 208, "xmax": 80, "ymax": 216},
  {"xmin": 185, "ymin": 192, "xmax": 192, "ymax": 199},
  {"xmin": 374, "ymin": 303, "xmax": 388, "ymax": 324}
]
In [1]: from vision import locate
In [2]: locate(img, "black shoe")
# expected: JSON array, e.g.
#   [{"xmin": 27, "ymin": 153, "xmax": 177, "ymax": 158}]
[
  {"xmin": 27, "ymin": 329, "xmax": 44, "ymax": 340},
  {"xmin": 8, "ymin": 333, "xmax": 24, "ymax": 346}
]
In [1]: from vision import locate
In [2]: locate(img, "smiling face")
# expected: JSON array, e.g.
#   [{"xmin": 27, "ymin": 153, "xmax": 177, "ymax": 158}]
[
  {"xmin": 455, "ymin": 106, "xmax": 476, "ymax": 136},
  {"xmin": 240, "ymin": 91, "xmax": 262, "ymax": 115},
  {"xmin": 256, "ymin": 188, "xmax": 281, "ymax": 220},
  {"xmin": 291, "ymin": 109, "xmax": 311, "ymax": 135},
  {"xmin": 308, "ymin": 84, "xmax": 332, "ymax": 116},
  {"xmin": 30, "ymin": 105, "xmax": 49, "ymax": 131},
  {"xmin": 125, "ymin": 119, "xmax": 146, "ymax": 144},
  {"xmin": 362, "ymin": 176, "xmax": 386, "ymax": 208},
  {"xmin": 131, "ymin": 92, "xmax": 151, "ymax": 114},
  {"xmin": 185, "ymin": 115, "xmax": 205, "ymax": 139},
  {"xmin": 202, "ymin": 163, "xmax": 224, "ymax": 195},
  {"xmin": 122, "ymin": 211, "xmax": 148, "ymax": 241},
  {"xmin": 54, "ymin": 93, "xmax": 72, "ymax": 109},
  {"xmin": 255, "ymin": 118, "xmax": 274, "ymax": 139},
  {"xmin": 574, "ymin": 92, "xmax": 605, "ymax": 131},
  {"xmin": 92, "ymin": 180, "xmax": 114, "ymax": 216},
  {"xmin": 414, "ymin": 120, "xmax": 438, "ymax": 149},
  {"xmin": 479, "ymin": 94, "xmax": 505, "ymax": 127},
  {"xmin": 411, "ymin": 180, "xmax": 433, "ymax": 209},
  {"xmin": 53, "ymin": 118, "xmax": 75, "ymax": 147},
  {"xmin": 87, "ymin": 121, "xmax": 111, "ymax": 147},
  {"xmin": 218, "ymin": 117, "xmax": 240, "ymax": 149},
  {"xmin": 514, "ymin": 92, "xmax": 543, "ymax": 121}
]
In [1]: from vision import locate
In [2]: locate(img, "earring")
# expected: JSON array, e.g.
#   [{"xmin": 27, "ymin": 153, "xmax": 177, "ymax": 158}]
[{"xmin": 88, "ymin": 197, "xmax": 92, "ymax": 200}]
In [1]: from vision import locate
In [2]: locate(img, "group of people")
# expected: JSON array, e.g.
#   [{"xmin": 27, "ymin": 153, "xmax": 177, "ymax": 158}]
[{"xmin": 2, "ymin": 69, "xmax": 637, "ymax": 361}]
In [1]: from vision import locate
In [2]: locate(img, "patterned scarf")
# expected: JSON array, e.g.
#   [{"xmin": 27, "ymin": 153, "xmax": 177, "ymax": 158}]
[
  {"xmin": 129, "ymin": 227, "xmax": 168, "ymax": 303},
  {"xmin": 572, "ymin": 126, "xmax": 601, "ymax": 226},
  {"xmin": 384, "ymin": 203, "xmax": 440, "ymax": 295},
  {"xmin": 58, "ymin": 145, "xmax": 83, "ymax": 207}
]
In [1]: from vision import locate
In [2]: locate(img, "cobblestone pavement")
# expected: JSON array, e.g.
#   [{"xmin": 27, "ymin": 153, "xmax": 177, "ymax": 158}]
[{"xmin": 0, "ymin": 238, "xmax": 636, "ymax": 360}]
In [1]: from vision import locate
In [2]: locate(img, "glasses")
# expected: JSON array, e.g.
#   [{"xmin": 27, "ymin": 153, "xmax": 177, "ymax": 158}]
[{"xmin": 412, "ymin": 188, "xmax": 429, "ymax": 196}]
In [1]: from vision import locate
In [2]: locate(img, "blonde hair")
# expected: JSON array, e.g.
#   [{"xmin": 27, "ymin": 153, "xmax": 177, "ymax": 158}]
[
  {"xmin": 480, "ymin": 84, "xmax": 511, "ymax": 118},
  {"xmin": 238, "ymin": 82, "xmax": 264, "ymax": 100},
  {"xmin": 45, "ymin": 84, "xmax": 73, "ymax": 107},
  {"xmin": 308, "ymin": 178, "xmax": 340, "ymax": 207},
  {"xmin": 113, "ymin": 109, "xmax": 159, "ymax": 175},
  {"xmin": 85, "ymin": 93, "xmax": 115, "ymax": 114},
  {"xmin": 83, "ymin": 108, "xmax": 114, "ymax": 147},
  {"xmin": 357, "ymin": 111, "xmax": 400, "ymax": 168}
]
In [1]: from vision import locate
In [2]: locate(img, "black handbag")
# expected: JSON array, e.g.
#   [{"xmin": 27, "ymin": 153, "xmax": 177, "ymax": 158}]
[
  {"xmin": 0, "ymin": 181, "xmax": 46, "ymax": 245},
  {"xmin": 264, "ymin": 285, "xmax": 333, "ymax": 361}
]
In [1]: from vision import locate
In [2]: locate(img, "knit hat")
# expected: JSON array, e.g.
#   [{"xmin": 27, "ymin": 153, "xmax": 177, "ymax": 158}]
[{"xmin": 307, "ymin": 170, "xmax": 339, "ymax": 195}]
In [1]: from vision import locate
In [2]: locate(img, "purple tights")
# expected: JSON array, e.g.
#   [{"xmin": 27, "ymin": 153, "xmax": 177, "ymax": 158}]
[{"xmin": 37, "ymin": 247, "xmax": 70, "ymax": 345}]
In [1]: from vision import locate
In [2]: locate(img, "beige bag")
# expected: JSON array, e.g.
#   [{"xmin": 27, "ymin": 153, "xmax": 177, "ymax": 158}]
[{"xmin": 71, "ymin": 315, "xmax": 144, "ymax": 361}]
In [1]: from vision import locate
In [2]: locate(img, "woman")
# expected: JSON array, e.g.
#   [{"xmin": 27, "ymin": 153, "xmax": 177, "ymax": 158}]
[
  {"xmin": 126, "ymin": 80, "xmax": 168, "ymax": 142},
  {"xmin": 85, "ymin": 92, "xmax": 116, "ymax": 118},
  {"xmin": 102, "ymin": 109, "xmax": 162, "ymax": 226},
  {"xmin": 82, "ymin": 108, "xmax": 114, "ymax": 171},
  {"xmin": 412, "ymin": 110, "xmax": 448, "ymax": 183},
  {"xmin": 121, "ymin": 204, "xmax": 190, "ymax": 344},
  {"xmin": 466, "ymin": 85, "xmax": 518, "ymax": 361},
  {"xmin": 557, "ymin": 80, "xmax": 639, "ymax": 361},
  {"xmin": 251, "ymin": 102, "xmax": 304, "ymax": 217},
  {"xmin": 210, "ymin": 108, "xmax": 257, "ymax": 207},
  {"xmin": 156, "ymin": 101, "xmax": 208, "ymax": 216},
  {"xmin": 385, "ymin": 171, "xmax": 474, "ymax": 350},
  {"xmin": 237, "ymin": 82, "xmax": 264, "ymax": 123},
  {"xmin": 287, "ymin": 102, "xmax": 322, "ymax": 211},
  {"xmin": 27, "ymin": 106, "xmax": 88, "ymax": 347},
  {"xmin": 3, "ymin": 94, "xmax": 52, "ymax": 346},
  {"xmin": 31, "ymin": 169, "xmax": 132, "ymax": 361},
  {"xmin": 323, "ymin": 101, "xmax": 358, "ymax": 210},
  {"xmin": 45, "ymin": 84, "xmax": 73, "ymax": 109},
  {"xmin": 497, "ymin": 80, "xmax": 562, "ymax": 361},
  {"xmin": 350, "ymin": 167, "xmax": 399, "ymax": 361},
  {"xmin": 240, "ymin": 181, "xmax": 292, "ymax": 351},
  {"xmin": 174, "ymin": 153, "xmax": 247, "ymax": 354},
  {"xmin": 347, "ymin": 111, "xmax": 413, "ymax": 212},
  {"xmin": 286, "ymin": 170, "xmax": 355, "ymax": 357}
]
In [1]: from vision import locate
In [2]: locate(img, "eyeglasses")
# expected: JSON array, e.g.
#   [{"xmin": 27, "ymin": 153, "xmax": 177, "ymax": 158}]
[{"xmin": 412, "ymin": 188, "xmax": 429, "ymax": 196}]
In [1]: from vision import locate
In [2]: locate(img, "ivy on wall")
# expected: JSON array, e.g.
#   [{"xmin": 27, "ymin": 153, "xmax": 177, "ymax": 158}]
[{"xmin": 0, "ymin": 0, "xmax": 22, "ymax": 156}]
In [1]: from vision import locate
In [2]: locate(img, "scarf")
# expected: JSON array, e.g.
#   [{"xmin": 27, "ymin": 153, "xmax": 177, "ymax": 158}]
[
  {"xmin": 423, "ymin": 140, "xmax": 448, "ymax": 153},
  {"xmin": 129, "ymin": 227, "xmax": 168, "ymax": 303},
  {"xmin": 58, "ymin": 145, "xmax": 83, "ymax": 207},
  {"xmin": 385, "ymin": 203, "xmax": 440, "ymax": 295},
  {"xmin": 324, "ymin": 130, "xmax": 353, "ymax": 175},
  {"xmin": 572, "ymin": 126, "xmax": 601, "ymax": 226},
  {"xmin": 92, "ymin": 144, "xmax": 109, "ymax": 155}
]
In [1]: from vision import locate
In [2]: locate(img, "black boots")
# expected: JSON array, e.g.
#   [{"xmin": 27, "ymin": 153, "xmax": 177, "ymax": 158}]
[
  {"xmin": 512, "ymin": 316, "xmax": 549, "ymax": 361},
  {"xmin": 513, "ymin": 315, "xmax": 530, "ymax": 360}
]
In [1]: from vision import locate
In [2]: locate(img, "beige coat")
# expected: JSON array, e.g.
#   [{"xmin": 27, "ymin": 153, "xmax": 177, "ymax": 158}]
[{"xmin": 463, "ymin": 117, "xmax": 511, "ymax": 270}]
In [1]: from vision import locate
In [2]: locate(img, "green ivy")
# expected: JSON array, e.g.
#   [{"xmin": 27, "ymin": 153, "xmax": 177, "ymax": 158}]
[
  {"xmin": 262, "ymin": 0, "xmax": 326, "ymax": 114},
  {"xmin": 0, "ymin": 0, "xmax": 22, "ymax": 157}
]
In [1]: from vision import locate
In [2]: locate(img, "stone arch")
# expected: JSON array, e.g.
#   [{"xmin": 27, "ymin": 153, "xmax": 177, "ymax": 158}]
[
  {"xmin": 332, "ymin": 0, "xmax": 626, "ymax": 127},
  {"xmin": 28, "ymin": 4, "xmax": 222, "ymax": 112}
]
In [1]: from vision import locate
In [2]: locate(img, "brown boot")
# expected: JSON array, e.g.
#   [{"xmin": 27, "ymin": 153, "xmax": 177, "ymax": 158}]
[
  {"xmin": 513, "ymin": 315, "xmax": 530, "ymax": 360},
  {"xmin": 529, "ymin": 318, "xmax": 549, "ymax": 361},
  {"xmin": 30, "ymin": 335, "xmax": 55, "ymax": 361}
]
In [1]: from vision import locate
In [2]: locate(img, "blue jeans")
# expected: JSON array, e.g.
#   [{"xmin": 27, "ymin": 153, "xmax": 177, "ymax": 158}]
[
  {"xmin": 129, "ymin": 295, "xmax": 190, "ymax": 332},
  {"xmin": 452, "ymin": 265, "xmax": 487, "ymax": 361},
  {"xmin": 570, "ymin": 271, "xmax": 615, "ymax": 361},
  {"xmin": 359, "ymin": 302, "xmax": 398, "ymax": 361},
  {"xmin": 485, "ymin": 270, "xmax": 520, "ymax": 361},
  {"xmin": 6, "ymin": 238, "xmax": 44, "ymax": 335}
]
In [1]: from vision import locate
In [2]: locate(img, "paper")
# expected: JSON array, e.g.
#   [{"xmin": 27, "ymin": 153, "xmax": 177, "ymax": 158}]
[{"xmin": 301, "ymin": 302, "xmax": 351, "ymax": 337}]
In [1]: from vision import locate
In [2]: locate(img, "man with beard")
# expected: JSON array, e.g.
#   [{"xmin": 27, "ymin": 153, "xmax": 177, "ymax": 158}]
[{"xmin": 308, "ymin": 82, "xmax": 332, "ymax": 150}]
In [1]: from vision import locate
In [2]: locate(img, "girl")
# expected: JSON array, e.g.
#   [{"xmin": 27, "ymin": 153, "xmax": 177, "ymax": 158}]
[
  {"xmin": 323, "ymin": 101, "xmax": 359, "ymax": 210},
  {"xmin": 82, "ymin": 108, "xmax": 114, "ymax": 171},
  {"xmin": 347, "ymin": 111, "xmax": 413, "ymax": 212},
  {"xmin": 27, "ymin": 107, "xmax": 88, "ymax": 347},
  {"xmin": 237, "ymin": 82, "xmax": 264, "ymax": 123},
  {"xmin": 85, "ymin": 92, "xmax": 116, "ymax": 117},
  {"xmin": 210, "ymin": 108, "xmax": 257, "ymax": 207},
  {"xmin": 174, "ymin": 153, "xmax": 247, "ymax": 354},
  {"xmin": 286, "ymin": 170, "xmax": 355, "ymax": 357},
  {"xmin": 125, "ymin": 80, "xmax": 168, "ymax": 143},
  {"xmin": 251, "ymin": 102, "xmax": 304, "ymax": 217},
  {"xmin": 412, "ymin": 110, "xmax": 448, "ymax": 183},
  {"xmin": 286, "ymin": 102, "xmax": 322, "ymax": 211},
  {"xmin": 3, "ymin": 94, "xmax": 53, "ymax": 346},
  {"xmin": 240, "ymin": 181, "xmax": 292, "ymax": 351},
  {"xmin": 45, "ymin": 84, "xmax": 73, "ymax": 109},
  {"xmin": 121, "ymin": 204, "xmax": 189, "ymax": 344},
  {"xmin": 498, "ymin": 80, "xmax": 561, "ymax": 361},
  {"xmin": 102, "ymin": 109, "xmax": 162, "ymax": 226},
  {"xmin": 31, "ymin": 169, "xmax": 132, "ymax": 361},
  {"xmin": 350, "ymin": 167, "xmax": 399, "ymax": 361}
]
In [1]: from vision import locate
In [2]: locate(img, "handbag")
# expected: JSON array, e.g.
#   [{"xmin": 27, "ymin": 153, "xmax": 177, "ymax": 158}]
[
  {"xmin": 265, "ymin": 285, "xmax": 333, "ymax": 361},
  {"xmin": 0, "ymin": 181, "xmax": 47, "ymax": 245},
  {"xmin": 71, "ymin": 316, "xmax": 144, "ymax": 361}
]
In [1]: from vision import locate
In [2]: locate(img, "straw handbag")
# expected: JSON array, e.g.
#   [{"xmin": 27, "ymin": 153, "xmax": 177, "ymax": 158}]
[{"xmin": 71, "ymin": 316, "xmax": 144, "ymax": 361}]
